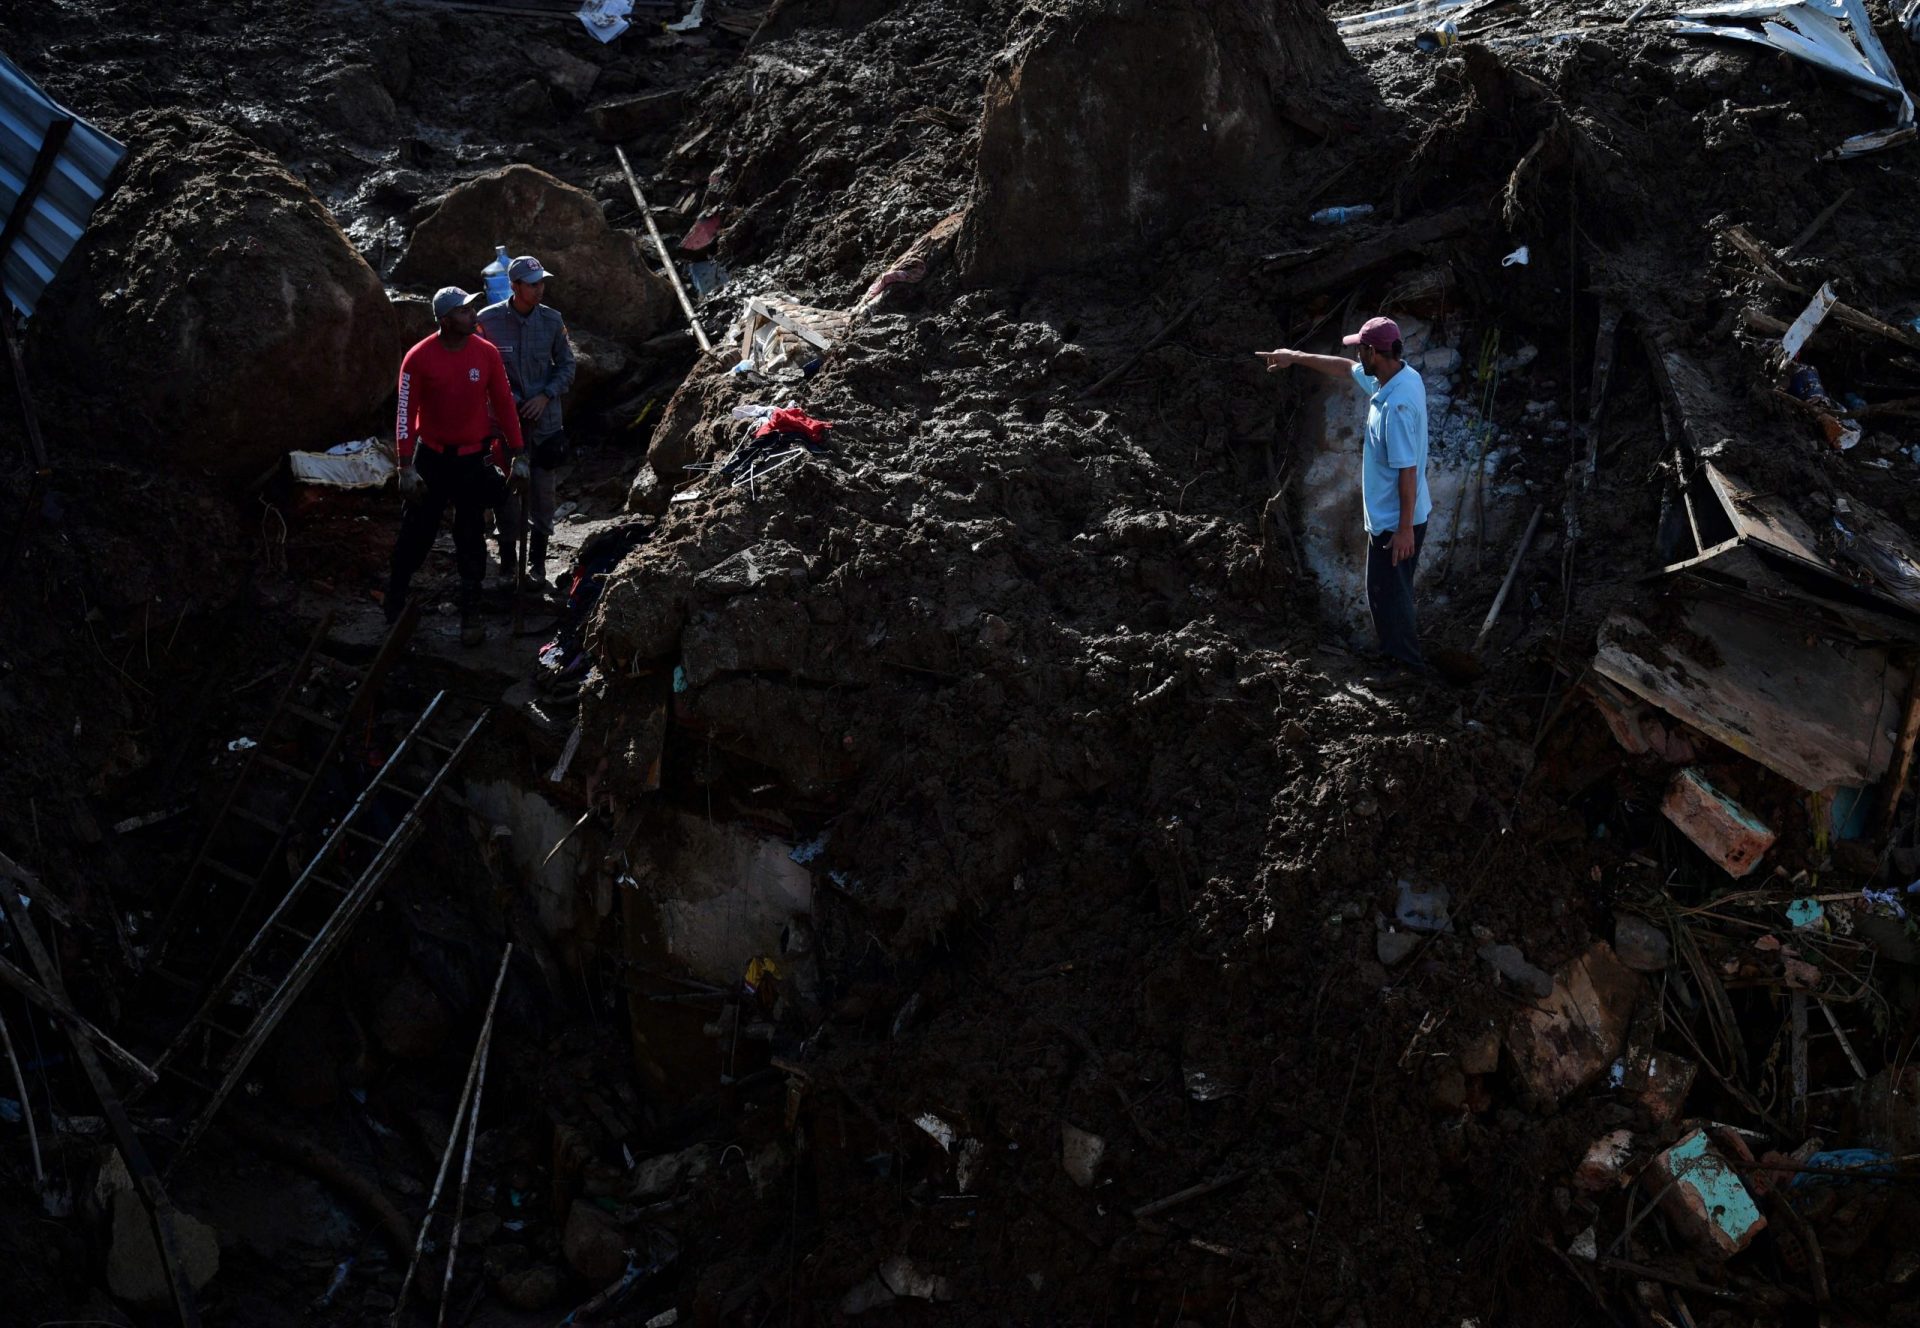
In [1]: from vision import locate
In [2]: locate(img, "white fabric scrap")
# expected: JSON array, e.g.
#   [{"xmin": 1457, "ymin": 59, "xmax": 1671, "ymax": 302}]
[
  {"xmin": 289, "ymin": 445, "xmax": 396, "ymax": 490},
  {"xmin": 578, "ymin": 0, "xmax": 633, "ymax": 42},
  {"xmin": 666, "ymin": 0, "xmax": 706, "ymax": 30}
]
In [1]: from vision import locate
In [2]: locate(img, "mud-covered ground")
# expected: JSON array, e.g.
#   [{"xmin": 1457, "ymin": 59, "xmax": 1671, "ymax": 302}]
[{"xmin": 4, "ymin": 0, "xmax": 1920, "ymax": 1324}]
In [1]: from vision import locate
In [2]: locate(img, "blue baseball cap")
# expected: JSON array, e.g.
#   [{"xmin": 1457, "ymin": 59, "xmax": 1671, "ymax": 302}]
[
  {"xmin": 432, "ymin": 286, "xmax": 482, "ymax": 319},
  {"xmin": 508, "ymin": 256, "xmax": 552, "ymax": 284}
]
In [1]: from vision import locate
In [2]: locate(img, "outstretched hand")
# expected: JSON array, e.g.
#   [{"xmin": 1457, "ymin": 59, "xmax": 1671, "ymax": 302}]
[{"xmin": 1257, "ymin": 349, "xmax": 1299, "ymax": 373}]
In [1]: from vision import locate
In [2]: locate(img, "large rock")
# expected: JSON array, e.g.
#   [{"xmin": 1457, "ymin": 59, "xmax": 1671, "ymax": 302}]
[
  {"xmin": 394, "ymin": 165, "xmax": 676, "ymax": 342},
  {"xmin": 107, "ymin": 1188, "xmax": 221, "ymax": 1308},
  {"xmin": 562, "ymin": 1200, "xmax": 629, "ymax": 1283},
  {"xmin": 28, "ymin": 112, "xmax": 402, "ymax": 477},
  {"xmin": 958, "ymin": 0, "xmax": 1355, "ymax": 283}
]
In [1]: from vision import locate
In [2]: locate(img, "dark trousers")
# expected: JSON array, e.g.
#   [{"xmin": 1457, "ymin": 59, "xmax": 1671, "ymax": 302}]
[
  {"xmin": 1365, "ymin": 522, "xmax": 1427, "ymax": 668},
  {"xmin": 389, "ymin": 447, "xmax": 505, "ymax": 597}
]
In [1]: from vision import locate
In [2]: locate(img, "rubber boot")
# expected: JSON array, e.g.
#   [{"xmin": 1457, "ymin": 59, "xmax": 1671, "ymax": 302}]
[
  {"xmin": 530, "ymin": 531, "xmax": 549, "ymax": 588},
  {"xmin": 459, "ymin": 580, "xmax": 484, "ymax": 647}
]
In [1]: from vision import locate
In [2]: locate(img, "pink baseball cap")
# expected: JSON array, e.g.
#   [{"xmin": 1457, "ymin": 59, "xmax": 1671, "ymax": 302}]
[{"xmin": 1342, "ymin": 317, "xmax": 1402, "ymax": 352}]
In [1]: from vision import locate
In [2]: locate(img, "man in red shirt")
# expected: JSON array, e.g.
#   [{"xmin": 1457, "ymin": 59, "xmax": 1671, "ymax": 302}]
[{"xmin": 386, "ymin": 286, "xmax": 528, "ymax": 645}]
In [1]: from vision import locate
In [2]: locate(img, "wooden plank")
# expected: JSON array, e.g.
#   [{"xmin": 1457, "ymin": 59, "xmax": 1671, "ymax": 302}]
[
  {"xmin": 746, "ymin": 297, "xmax": 844, "ymax": 352},
  {"xmin": 1594, "ymin": 601, "xmax": 1905, "ymax": 791},
  {"xmin": 1269, "ymin": 205, "xmax": 1480, "ymax": 301}
]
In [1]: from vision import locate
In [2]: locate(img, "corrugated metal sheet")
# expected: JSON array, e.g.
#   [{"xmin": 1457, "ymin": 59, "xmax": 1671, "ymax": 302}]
[{"xmin": 0, "ymin": 52, "xmax": 125, "ymax": 317}]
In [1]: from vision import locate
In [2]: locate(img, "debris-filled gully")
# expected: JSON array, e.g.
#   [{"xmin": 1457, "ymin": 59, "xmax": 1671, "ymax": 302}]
[{"xmin": 5, "ymin": 0, "xmax": 1920, "ymax": 1323}]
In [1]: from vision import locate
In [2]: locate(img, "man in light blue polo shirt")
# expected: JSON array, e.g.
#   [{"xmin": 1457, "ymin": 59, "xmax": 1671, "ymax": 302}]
[{"xmin": 1258, "ymin": 316, "xmax": 1431, "ymax": 669}]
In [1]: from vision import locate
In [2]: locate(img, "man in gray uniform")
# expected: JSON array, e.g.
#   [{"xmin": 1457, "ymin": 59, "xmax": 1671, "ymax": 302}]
[{"xmin": 477, "ymin": 254, "xmax": 577, "ymax": 585}]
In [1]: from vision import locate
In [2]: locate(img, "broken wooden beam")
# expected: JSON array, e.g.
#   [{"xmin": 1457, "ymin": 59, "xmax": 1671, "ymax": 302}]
[
  {"xmin": 1877, "ymin": 666, "xmax": 1920, "ymax": 835},
  {"xmin": 0, "ymin": 951, "xmax": 158, "ymax": 1084},
  {"xmin": 1078, "ymin": 295, "xmax": 1206, "ymax": 400},
  {"xmin": 1130, "ymin": 1169, "xmax": 1247, "ymax": 1220},
  {"xmin": 1784, "ymin": 187, "xmax": 1853, "ymax": 257},
  {"xmin": 1723, "ymin": 225, "xmax": 1920, "ymax": 352},
  {"xmin": 1269, "ymin": 206, "xmax": 1480, "ymax": 301},
  {"xmin": 1582, "ymin": 305, "xmax": 1623, "ymax": 479}
]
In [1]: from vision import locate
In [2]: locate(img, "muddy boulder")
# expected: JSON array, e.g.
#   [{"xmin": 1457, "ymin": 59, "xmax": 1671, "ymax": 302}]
[
  {"xmin": 29, "ymin": 111, "xmax": 402, "ymax": 477},
  {"xmin": 394, "ymin": 165, "xmax": 676, "ymax": 342},
  {"xmin": 959, "ymin": 0, "xmax": 1356, "ymax": 283}
]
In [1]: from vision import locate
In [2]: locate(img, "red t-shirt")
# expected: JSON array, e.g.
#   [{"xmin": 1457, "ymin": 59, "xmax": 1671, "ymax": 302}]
[{"xmin": 395, "ymin": 334, "xmax": 526, "ymax": 463}]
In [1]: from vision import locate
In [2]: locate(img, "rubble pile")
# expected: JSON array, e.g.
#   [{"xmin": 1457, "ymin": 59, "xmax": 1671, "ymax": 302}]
[{"xmin": 3, "ymin": 0, "xmax": 1920, "ymax": 1324}]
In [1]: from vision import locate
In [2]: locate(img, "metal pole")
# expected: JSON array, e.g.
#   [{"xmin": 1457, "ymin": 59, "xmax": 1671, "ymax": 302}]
[
  {"xmin": 614, "ymin": 145, "xmax": 714, "ymax": 355},
  {"xmin": 391, "ymin": 944, "xmax": 513, "ymax": 1327}
]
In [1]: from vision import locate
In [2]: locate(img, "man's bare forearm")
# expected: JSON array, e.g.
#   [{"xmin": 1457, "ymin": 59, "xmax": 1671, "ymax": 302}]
[{"xmin": 1257, "ymin": 348, "xmax": 1358, "ymax": 380}]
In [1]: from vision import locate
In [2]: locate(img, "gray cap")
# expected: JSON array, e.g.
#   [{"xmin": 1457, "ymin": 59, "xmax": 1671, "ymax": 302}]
[
  {"xmin": 508, "ymin": 255, "xmax": 552, "ymax": 285},
  {"xmin": 432, "ymin": 286, "xmax": 482, "ymax": 319}
]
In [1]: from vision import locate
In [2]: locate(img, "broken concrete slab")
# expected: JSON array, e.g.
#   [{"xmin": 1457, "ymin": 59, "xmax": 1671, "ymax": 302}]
[
  {"xmin": 1643, "ymin": 1127, "xmax": 1766, "ymax": 1259},
  {"xmin": 1662, "ymin": 767, "xmax": 1776, "ymax": 878},
  {"xmin": 1506, "ymin": 943, "xmax": 1644, "ymax": 1108}
]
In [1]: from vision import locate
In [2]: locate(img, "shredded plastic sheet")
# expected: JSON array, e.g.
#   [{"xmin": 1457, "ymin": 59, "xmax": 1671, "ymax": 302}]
[{"xmin": 1673, "ymin": 0, "xmax": 1914, "ymax": 157}]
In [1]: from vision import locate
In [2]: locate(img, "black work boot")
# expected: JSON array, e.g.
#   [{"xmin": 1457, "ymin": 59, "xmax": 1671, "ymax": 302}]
[
  {"xmin": 459, "ymin": 580, "xmax": 484, "ymax": 647},
  {"xmin": 530, "ymin": 531, "xmax": 548, "ymax": 586}
]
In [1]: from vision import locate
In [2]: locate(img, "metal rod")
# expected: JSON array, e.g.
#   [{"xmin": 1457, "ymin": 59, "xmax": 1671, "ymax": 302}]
[
  {"xmin": 614, "ymin": 146, "xmax": 714, "ymax": 354},
  {"xmin": 436, "ymin": 956, "xmax": 506, "ymax": 1326},
  {"xmin": 1472, "ymin": 503, "xmax": 1544, "ymax": 654},
  {"xmin": 0, "ymin": 1008, "xmax": 43, "ymax": 1181},
  {"xmin": 393, "ymin": 943, "xmax": 513, "ymax": 1328}
]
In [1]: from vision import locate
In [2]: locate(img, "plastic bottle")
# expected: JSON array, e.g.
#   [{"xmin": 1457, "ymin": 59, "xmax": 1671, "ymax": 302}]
[
  {"xmin": 482, "ymin": 245, "xmax": 511, "ymax": 305},
  {"xmin": 1310, "ymin": 205, "xmax": 1375, "ymax": 225}
]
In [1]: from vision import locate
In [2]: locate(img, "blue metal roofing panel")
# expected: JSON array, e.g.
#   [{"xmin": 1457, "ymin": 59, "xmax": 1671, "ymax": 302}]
[{"xmin": 0, "ymin": 51, "xmax": 126, "ymax": 317}]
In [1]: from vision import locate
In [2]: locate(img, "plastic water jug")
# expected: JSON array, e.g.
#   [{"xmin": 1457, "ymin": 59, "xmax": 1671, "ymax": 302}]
[{"xmin": 482, "ymin": 245, "xmax": 511, "ymax": 305}]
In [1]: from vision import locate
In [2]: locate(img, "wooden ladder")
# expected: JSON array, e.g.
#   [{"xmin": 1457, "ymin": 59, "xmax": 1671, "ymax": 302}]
[
  {"xmin": 141, "ymin": 690, "xmax": 487, "ymax": 1168},
  {"xmin": 146, "ymin": 600, "xmax": 422, "ymax": 987}
]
